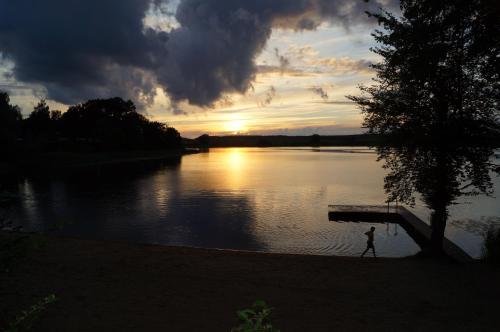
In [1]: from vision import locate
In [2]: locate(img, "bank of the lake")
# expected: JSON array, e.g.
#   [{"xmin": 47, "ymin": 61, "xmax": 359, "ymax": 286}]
[
  {"xmin": 1, "ymin": 232, "xmax": 499, "ymax": 332},
  {"xmin": 0, "ymin": 149, "xmax": 199, "ymax": 177}
]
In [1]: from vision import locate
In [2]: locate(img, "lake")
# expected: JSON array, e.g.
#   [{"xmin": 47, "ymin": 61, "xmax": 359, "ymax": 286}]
[{"xmin": 8, "ymin": 147, "xmax": 500, "ymax": 258}]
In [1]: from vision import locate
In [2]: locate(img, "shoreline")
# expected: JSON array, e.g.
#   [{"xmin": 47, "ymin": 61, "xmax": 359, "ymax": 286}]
[
  {"xmin": 0, "ymin": 148, "xmax": 199, "ymax": 177},
  {"xmin": 0, "ymin": 230, "xmax": 414, "ymax": 260},
  {"xmin": 1, "ymin": 232, "xmax": 498, "ymax": 331}
]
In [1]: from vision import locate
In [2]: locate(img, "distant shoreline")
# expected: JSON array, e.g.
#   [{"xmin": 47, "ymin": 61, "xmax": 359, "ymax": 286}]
[
  {"xmin": 184, "ymin": 133, "xmax": 383, "ymax": 148},
  {"xmin": 184, "ymin": 133, "xmax": 500, "ymax": 148}
]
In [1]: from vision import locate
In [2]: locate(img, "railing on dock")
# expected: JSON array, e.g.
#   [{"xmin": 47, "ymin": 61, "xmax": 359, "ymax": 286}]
[
  {"xmin": 328, "ymin": 204, "xmax": 401, "ymax": 223},
  {"xmin": 328, "ymin": 204, "xmax": 399, "ymax": 214}
]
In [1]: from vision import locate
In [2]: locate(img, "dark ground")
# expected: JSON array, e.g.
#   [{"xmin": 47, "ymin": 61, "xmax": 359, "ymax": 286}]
[{"xmin": 1, "ymin": 232, "xmax": 499, "ymax": 332}]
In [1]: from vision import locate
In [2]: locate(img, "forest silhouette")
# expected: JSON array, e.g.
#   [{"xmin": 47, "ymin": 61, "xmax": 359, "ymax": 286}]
[{"xmin": 0, "ymin": 93, "xmax": 182, "ymax": 155}]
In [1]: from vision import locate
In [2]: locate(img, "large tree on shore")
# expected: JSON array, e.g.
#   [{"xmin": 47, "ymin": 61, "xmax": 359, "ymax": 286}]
[{"xmin": 349, "ymin": 0, "xmax": 500, "ymax": 252}]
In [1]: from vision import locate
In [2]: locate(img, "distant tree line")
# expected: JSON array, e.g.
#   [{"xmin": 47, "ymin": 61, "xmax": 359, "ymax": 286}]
[
  {"xmin": 0, "ymin": 92, "xmax": 182, "ymax": 154},
  {"xmin": 192, "ymin": 133, "xmax": 385, "ymax": 148}
]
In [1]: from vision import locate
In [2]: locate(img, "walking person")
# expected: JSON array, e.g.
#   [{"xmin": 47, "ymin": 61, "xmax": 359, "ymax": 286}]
[{"xmin": 361, "ymin": 226, "xmax": 376, "ymax": 258}]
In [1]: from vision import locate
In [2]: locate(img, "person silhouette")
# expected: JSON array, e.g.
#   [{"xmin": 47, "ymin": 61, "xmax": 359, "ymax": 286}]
[{"xmin": 361, "ymin": 226, "xmax": 376, "ymax": 258}]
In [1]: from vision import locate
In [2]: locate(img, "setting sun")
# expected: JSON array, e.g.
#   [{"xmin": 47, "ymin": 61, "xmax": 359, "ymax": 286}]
[{"xmin": 225, "ymin": 120, "xmax": 247, "ymax": 134}]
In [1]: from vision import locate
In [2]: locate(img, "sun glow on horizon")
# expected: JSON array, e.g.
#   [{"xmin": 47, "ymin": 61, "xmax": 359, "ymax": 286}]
[
  {"xmin": 224, "ymin": 120, "xmax": 248, "ymax": 135},
  {"xmin": 6, "ymin": 24, "xmax": 377, "ymax": 139}
]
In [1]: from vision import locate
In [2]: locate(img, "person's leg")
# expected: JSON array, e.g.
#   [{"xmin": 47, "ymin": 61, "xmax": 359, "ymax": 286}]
[
  {"xmin": 361, "ymin": 246, "xmax": 369, "ymax": 257},
  {"xmin": 372, "ymin": 245, "xmax": 376, "ymax": 258}
]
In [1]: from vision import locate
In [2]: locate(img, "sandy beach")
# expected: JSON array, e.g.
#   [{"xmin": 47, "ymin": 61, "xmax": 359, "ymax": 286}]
[{"xmin": 1, "ymin": 232, "xmax": 499, "ymax": 332}]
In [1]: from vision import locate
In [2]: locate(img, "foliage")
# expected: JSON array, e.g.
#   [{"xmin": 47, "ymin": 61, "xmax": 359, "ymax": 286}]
[
  {"xmin": 378, "ymin": 145, "xmax": 496, "ymax": 207},
  {"xmin": 231, "ymin": 300, "xmax": 280, "ymax": 332},
  {"xmin": 348, "ymin": 0, "xmax": 500, "ymax": 251},
  {"xmin": 4, "ymin": 294, "xmax": 57, "ymax": 332},
  {"xmin": 196, "ymin": 134, "xmax": 210, "ymax": 148},
  {"xmin": 0, "ymin": 92, "xmax": 22, "ymax": 150},
  {"xmin": 0, "ymin": 92, "xmax": 183, "ymax": 152},
  {"xmin": 60, "ymin": 97, "xmax": 181, "ymax": 151},
  {"xmin": 310, "ymin": 134, "xmax": 321, "ymax": 147},
  {"xmin": 349, "ymin": 0, "xmax": 499, "ymax": 142},
  {"xmin": 0, "ymin": 92, "xmax": 22, "ymax": 126},
  {"xmin": 26, "ymin": 100, "xmax": 51, "ymax": 132}
]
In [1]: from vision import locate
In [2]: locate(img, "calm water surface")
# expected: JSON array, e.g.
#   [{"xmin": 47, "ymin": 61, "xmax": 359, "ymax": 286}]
[{"xmin": 9, "ymin": 147, "xmax": 500, "ymax": 258}]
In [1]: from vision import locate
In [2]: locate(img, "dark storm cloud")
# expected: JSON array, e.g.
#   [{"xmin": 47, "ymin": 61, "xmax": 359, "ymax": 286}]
[
  {"xmin": 0, "ymin": 0, "xmax": 167, "ymax": 105},
  {"xmin": 0, "ymin": 0, "xmax": 398, "ymax": 110},
  {"xmin": 156, "ymin": 0, "xmax": 398, "ymax": 108}
]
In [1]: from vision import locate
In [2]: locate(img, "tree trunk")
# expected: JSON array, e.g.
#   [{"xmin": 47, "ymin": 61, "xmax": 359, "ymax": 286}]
[{"xmin": 430, "ymin": 204, "xmax": 448, "ymax": 254}]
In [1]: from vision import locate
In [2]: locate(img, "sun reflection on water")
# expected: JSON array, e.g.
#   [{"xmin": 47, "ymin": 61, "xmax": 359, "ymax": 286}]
[
  {"xmin": 228, "ymin": 149, "xmax": 244, "ymax": 169},
  {"xmin": 224, "ymin": 148, "xmax": 246, "ymax": 188}
]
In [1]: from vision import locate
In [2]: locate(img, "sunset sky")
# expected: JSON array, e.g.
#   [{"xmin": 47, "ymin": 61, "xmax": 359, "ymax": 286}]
[{"xmin": 0, "ymin": 0, "xmax": 397, "ymax": 138}]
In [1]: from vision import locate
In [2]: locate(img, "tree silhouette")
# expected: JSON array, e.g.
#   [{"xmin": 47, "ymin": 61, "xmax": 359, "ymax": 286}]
[
  {"xmin": 0, "ymin": 92, "xmax": 182, "ymax": 154},
  {"xmin": 60, "ymin": 98, "xmax": 181, "ymax": 151},
  {"xmin": 349, "ymin": 0, "xmax": 500, "ymax": 252},
  {"xmin": 310, "ymin": 134, "xmax": 321, "ymax": 147},
  {"xmin": 196, "ymin": 134, "xmax": 210, "ymax": 148},
  {"xmin": 24, "ymin": 100, "xmax": 64, "ymax": 150},
  {"xmin": 0, "ymin": 91, "xmax": 22, "ymax": 152},
  {"xmin": 28, "ymin": 100, "xmax": 50, "ymax": 126}
]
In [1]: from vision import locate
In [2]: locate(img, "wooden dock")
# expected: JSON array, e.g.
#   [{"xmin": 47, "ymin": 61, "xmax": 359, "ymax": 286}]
[{"xmin": 328, "ymin": 205, "xmax": 474, "ymax": 263}]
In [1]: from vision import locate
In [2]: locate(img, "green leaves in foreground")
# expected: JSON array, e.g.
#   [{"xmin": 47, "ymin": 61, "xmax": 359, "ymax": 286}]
[
  {"xmin": 4, "ymin": 294, "xmax": 57, "ymax": 332},
  {"xmin": 231, "ymin": 300, "xmax": 280, "ymax": 332}
]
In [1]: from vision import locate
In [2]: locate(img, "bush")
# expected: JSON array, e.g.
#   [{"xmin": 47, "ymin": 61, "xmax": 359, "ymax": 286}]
[{"xmin": 231, "ymin": 300, "xmax": 280, "ymax": 332}]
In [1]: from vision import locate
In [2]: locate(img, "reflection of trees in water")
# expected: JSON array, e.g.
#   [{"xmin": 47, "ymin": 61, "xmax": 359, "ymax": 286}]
[
  {"xmin": 7, "ymin": 157, "xmax": 182, "ymax": 232},
  {"xmin": 450, "ymin": 216, "xmax": 500, "ymax": 237},
  {"xmin": 450, "ymin": 216, "xmax": 500, "ymax": 262},
  {"xmin": 378, "ymin": 145, "xmax": 499, "ymax": 251},
  {"xmin": 9, "ymin": 157, "xmax": 264, "ymax": 251}
]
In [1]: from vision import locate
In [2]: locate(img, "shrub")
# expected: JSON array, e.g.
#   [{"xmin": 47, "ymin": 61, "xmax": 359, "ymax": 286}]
[{"xmin": 231, "ymin": 300, "xmax": 280, "ymax": 332}]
